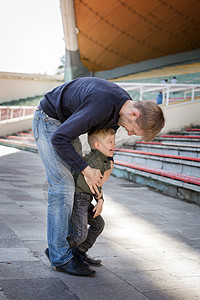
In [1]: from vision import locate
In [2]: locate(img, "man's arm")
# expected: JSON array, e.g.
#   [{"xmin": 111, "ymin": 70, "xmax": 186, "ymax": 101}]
[
  {"xmin": 81, "ymin": 165, "xmax": 102, "ymax": 195},
  {"xmin": 77, "ymin": 149, "xmax": 112, "ymax": 195},
  {"xmin": 51, "ymin": 98, "xmax": 114, "ymax": 173}
]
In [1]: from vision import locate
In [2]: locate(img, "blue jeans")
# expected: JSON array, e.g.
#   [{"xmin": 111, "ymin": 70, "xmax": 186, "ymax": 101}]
[{"xmin": 32, "ymin": 108, "xmax": 76, "ymax": 267}]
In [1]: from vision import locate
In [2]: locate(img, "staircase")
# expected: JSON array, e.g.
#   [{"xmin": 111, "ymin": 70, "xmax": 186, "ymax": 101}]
[
  {"xmin": 113, "ymin": 127, "xmax": 200, "ymax": 206},
  {"xmin": 1, "ymin": 127, "xmax": 200, "ymax": 206},
  {"xmin": 0, "ymin": 131, "xmax": 37, "ymax": 153}
]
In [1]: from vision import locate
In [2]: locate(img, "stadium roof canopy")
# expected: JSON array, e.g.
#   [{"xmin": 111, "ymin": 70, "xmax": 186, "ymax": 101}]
[{"xmin": 60, "ymin": 0, "xmax": 200, "ymax": 79}]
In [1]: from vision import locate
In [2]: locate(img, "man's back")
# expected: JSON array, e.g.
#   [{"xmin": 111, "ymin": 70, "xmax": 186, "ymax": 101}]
[{"xmin": 41, "ymin": 77, "xmax": 131, "ymax": 123}]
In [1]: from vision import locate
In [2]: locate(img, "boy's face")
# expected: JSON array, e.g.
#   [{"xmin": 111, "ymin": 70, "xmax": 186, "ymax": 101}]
[{"xmin": 95, "ymin": 133, "xmax": 116, "ymax": 157}]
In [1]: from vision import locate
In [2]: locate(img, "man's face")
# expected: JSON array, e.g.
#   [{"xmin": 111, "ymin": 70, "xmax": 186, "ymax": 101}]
[
  {"xmin": 118, "ymin": 113, "xmax": 144, "ymax": 137},
  {"xmin": 122, "ymin": 120, "xmax": 144, "ymax": 136},
  {"xmin": 96, "ymin": 134, "xmax": 116, "ymax": 157}
]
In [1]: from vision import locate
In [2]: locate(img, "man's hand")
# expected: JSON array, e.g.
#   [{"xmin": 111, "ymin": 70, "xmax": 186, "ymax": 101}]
[
  {"xmin": 98, "ymin": 161, "xmax": 114, "ymax": 186},
  {"xmin": 93, "ymin": 199, "xmax": 103, "ymax": 218},
  {"xmin": 82, "ymin": 166, "xmax": 102, "ymax": 195}
]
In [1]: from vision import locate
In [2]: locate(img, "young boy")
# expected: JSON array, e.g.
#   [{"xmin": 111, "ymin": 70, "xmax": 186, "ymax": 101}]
[{"xmin": 67, "ymin": 128, "xmax": 116, "ymax": 266}]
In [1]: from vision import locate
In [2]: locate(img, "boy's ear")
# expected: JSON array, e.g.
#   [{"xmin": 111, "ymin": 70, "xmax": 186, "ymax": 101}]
[{"xmin": 94, "ymin": 141, "xmax": 100, "ymax": 149}]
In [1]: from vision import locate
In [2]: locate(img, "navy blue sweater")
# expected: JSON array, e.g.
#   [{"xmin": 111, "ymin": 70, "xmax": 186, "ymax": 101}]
[{"xmin": 40, "ymin": 77, "xmax": 131, "ymax": 172}]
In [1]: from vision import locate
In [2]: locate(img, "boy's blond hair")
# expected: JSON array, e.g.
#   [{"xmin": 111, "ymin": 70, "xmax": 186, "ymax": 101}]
[{"xmin": 88, "ymin": 128, "xmax": 115, "ymax": 149}]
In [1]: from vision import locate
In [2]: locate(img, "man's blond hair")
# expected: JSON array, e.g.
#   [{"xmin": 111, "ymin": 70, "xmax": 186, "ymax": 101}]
[
  {"xmin": 88, "ymin": 128, "xmax": 115, "ymax": 149},
  {"xmin": 133, "ymin": 101, "xmax": 165, "ymax": 142}
]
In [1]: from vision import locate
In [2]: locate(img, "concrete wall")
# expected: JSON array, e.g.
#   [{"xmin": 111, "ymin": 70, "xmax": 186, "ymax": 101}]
[
  {"xmin": 0, "ymin": 72, "xmax": 64, "ymax": 103},
  {"xmin": 162, "ymin": 100, "xmax": 200, "ymax": 133},
  {"xmin": 0, "ymin": 116, "xmax": 33, "ymax": 136}
]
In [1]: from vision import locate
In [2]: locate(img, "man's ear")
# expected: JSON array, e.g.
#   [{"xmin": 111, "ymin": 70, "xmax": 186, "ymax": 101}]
[{"xmin": 130, "ymin": 109, "xmax": 140, "ymax": 120}]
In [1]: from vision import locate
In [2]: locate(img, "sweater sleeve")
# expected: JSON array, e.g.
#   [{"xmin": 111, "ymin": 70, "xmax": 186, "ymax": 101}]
[{"xmin": 51, "ymin": 96, "xmax": 114, "ymax": 172}]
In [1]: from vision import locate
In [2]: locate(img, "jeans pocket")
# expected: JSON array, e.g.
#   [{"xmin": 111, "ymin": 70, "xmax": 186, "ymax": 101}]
[
  {"xmin": 32, "ymin": 117, "xmax": 40, "ymax": 141},
  {"xmin": 44, "ymin": 117, "xmax": 61, "ymax": 133}
]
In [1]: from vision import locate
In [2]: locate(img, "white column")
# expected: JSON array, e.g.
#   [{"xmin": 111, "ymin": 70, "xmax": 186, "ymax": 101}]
[{"xmin": 59, "ymin": 0, "xmax": 89, "ymax": 81}]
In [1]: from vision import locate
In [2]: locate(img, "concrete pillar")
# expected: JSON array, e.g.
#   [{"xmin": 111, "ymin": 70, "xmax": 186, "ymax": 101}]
[{"xmin": 59, "ymin": 0, "xmax": 89, "ymax": 81}]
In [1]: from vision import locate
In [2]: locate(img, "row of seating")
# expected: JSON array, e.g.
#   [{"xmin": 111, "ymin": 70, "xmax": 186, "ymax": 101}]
[
  {"xmin": 115, "ymin": 62, "xmax": 200, "ymax": 83},
  {"xmin": 114, "ymin": 62, "xmax": 200, "ymax": 102},
  {"xmin": 0, "ymin": 127, "xmax": 200, "ymax": 205},
  {"xmin": 0, "ymin": 131, "xmax": 37, "ymax": 153},
  {"xmin": 113, "ymin": 127, "xmax": 200, "ymax": 206}
]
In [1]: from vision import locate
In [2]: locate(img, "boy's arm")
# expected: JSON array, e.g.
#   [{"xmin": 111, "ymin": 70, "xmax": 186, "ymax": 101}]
[
  {"xmin": 93, "ymin": 198, "xmax": 104, "ymax": 218},
  {"xmin": 94, "ymin": 159, "xmax": 113, "ymax": 199},
  {"xmin": 94, "ymin": 186, "xmax": 103, "ymax": 201},
  {"xmin": 98, "ymin": 160, "xmax": 114, "ymax": 186}
]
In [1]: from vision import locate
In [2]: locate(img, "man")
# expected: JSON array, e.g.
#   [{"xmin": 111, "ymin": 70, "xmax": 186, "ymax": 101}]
[
  {"xmin": 171, "ymin": 76, "xmax": 177, "ymax": 84},
  {"xmin": 32, "ymin": 77, "xmax": 165, "ymax": 277}
]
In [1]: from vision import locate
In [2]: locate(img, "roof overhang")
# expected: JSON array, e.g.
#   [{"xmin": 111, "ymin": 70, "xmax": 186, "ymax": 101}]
[{"xmin": 60, "ymin": 0, "xmax": 200, "ymax": 74}]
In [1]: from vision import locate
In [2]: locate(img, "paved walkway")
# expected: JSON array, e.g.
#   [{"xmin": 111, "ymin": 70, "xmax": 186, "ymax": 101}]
[{"xmin": 0, "ymin": 145, "xmax": 200, "ymax": 300}]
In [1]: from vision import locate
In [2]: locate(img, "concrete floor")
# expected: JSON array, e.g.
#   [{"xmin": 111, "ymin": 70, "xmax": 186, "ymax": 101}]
[{"xmin": 0, "ymin": 145, "xmax": 200, "ymax": 300}]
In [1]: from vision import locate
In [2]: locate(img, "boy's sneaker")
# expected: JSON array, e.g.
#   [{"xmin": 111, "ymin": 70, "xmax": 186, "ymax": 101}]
[
  {"xmin": 85, "ymin": 255, "xmax": 102, "ymax": 266},
  {"xmin": 72, "ymin": 247, "xmax": 102, "ymax": 266}
]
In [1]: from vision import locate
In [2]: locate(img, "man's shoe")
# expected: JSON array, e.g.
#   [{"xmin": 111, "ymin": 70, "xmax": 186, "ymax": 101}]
[
  {"xmin": 45, "ymin": 248, "xmax": 50, "ymax": 262},
  {"xmin": 55, "ymin": 257, "xmax": 95, "ymax": 277},
  {"xmin": 44, "ymin": 248, "xmax": 95, "ymax": 277},
  {"xmin": 72, "ymin": 247, "xmax": 102, "ymax": 267}
]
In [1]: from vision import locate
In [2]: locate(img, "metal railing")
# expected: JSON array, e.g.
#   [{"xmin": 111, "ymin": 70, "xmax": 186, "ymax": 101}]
[
  {"xmin": 0, "ymin": 83, "xmax": 200, "ymax": 124},
  {"xmin": 0, "ymin": 106, "xmax": 36, "ymax": 124},
  {"xmin": 115, "ymin": 83, "xmax": 200, "ymax": 106}
]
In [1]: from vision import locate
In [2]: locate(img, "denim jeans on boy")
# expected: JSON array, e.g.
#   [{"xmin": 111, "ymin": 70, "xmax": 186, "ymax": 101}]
[
  {"xmin": 68, "ymin": 192, "xmax": 105, "ymax": 253},
  {"xmin": 32, "ymin": 108, "xmax": 81, "ymax": 267}
]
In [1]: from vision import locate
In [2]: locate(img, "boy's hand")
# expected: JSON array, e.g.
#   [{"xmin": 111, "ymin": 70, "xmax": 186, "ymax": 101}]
[
  {"xmin": 93, "ymin": 199, "xmax": 104, "ymax": 218},
  {"xmin": 99, "ymin": 161, "xmax": 114, "ymax": 186},
  {"xmin": 82, "ymin": 166, "xmax": 102, "ymax": 195},
  {"xmin": 95, "ymin": 190, "xmax": 103, "ymax": 200}
]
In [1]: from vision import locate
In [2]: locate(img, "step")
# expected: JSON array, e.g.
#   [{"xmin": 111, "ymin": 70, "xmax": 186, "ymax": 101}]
[
  {"xmin": 16, "ymin": 131, "xmax": 33, "ymax": 136},
  {"xmin": 0, "ymin": 138, "xmax": 38, "ymax": 153},
  {"xmin": 124, "ymin": 141, "xmax": 200, "ymax": 158},
  {"xmin": 169, "ymin": 130, "xmax": 200, "ymax": 136},
  {"xmin": 155, "ymin": 135, "xmax": 200, "ymax": 146},
  {"xmin": 5, "ymin": 135, "xmax": 35, "ymax": 144},
  {"xmin": 114, "ymin": 148, "xmax": 200, "ymax": 177},
  {"xmin": 186, "ymin": 128, "xmax": 200, "ymax": 132},
  {"xmin": 188, "ymin": 125, "xmax": 200, "ymax": 129},
  {"xmin": 113, "ymin": 160, "xmax": 200, "ymax": 205},
  {"xmin": 161, "ymin": 135, "xmax": 200, "ymax": 139}
]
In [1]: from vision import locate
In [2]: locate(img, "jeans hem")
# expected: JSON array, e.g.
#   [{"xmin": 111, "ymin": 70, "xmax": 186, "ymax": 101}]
[{"xmin": 51, "ymin": 253, "xmax": 73, "ymax": 267}]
